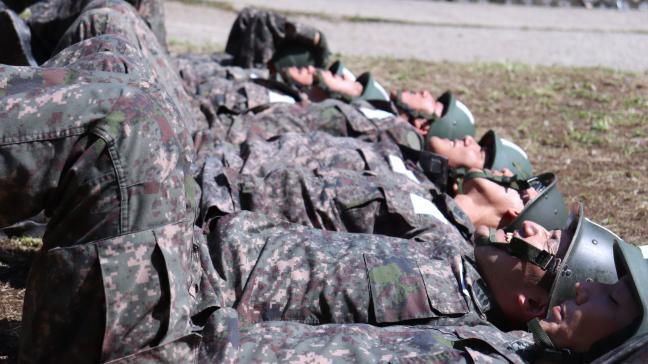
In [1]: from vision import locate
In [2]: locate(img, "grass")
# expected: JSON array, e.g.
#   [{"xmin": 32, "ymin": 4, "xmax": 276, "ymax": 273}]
[{"xmin": 341, "ymin": 56, "xmax": 648, "ymax": 243}]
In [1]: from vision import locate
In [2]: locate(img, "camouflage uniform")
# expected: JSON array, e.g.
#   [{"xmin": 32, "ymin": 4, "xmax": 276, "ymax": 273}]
[
  {"xmin": 224, "ymin": 6, "xmax": 326, "ymax": 68},
  {"xmin": 201, "ymin": 308, "xmax": 536, "ymax": 364},
  {"xmin": 0, "ymin": 64, "xmax": 221, "ymax": 362},
  {"xmin": 12, "ymin": 0, "xmax": 165, "ymax": 63},
  {"xmin": 199, "ymin": 155, "xmax": 475, "ymax": 251},
  {"xmin": 207, "ymin": 211, "xmax": 489, "ymax": 328},
  {"xmin": 202, "ymin": 97, "xmax": 422, "ymax": 152},
  {"xmin": 50, "ymin": 0, "xmax": 207, "ymax": 136},
  {"xmin": 173, "ymin": 52, "xmax": 269, "ymax": 97},
  {"xmin": 592, "ymin": 333, "xmax": 648, "ymax": 364}
]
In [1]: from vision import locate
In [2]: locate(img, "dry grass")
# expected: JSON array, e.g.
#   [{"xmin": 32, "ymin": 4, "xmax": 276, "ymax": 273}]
[
  {"xmin": 0, "ymin": 238, "xmax": 40, "ymax": 363},
  {"xmin": 342, "ymin": 56, "xmax": 648, "ymax": 243}
]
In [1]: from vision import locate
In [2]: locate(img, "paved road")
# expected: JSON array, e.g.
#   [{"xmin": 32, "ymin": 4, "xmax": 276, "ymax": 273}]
[{"xmin": 164, "ymin": 0, "xmax": 648, "ymax": 71}]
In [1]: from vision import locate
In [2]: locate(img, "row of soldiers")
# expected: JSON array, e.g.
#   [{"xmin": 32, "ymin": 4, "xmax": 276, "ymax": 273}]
[{"xmin": 0, "ymin": 1, "xmax": 647, "ymax": 363}]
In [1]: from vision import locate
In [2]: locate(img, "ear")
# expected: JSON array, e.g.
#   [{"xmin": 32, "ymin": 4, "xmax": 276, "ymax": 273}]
[
  {"xmin": 452, "ymin": 182, "xmax": 459, "ymax": 196},
  {"xmin": 517, "ymin": 292, "xmax": 548, "ymax": 319}
]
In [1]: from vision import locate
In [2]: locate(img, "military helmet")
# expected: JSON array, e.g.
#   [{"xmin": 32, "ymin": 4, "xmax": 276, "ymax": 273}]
[
  {"xmin": 528, "ymin": 237, "xmax": 648, "ymax": 360},
  {"xmin": 271, "ymin": 43, "xmax": 318, "ymax": 71},
  {"xmin": 421, "ymin": 91, "xmax": 476, "ymax": 146},
  {"xmin": 613, "ymin": 240, "xmax": 648, "ymax": 342},
  {"xmin": 356, "ymin": 72, "xmax": 390, "ymax": 102},
  {"xmin": 479, "ymin": 130, "xmax": 533, "ymax": 179},
  {"xmin": 545, "ymin": 203, "xmax": 621, "ymax": 318},
  {"xmin": 328, "ymin": 60, "xmax": 356, "ymax": 81},
  {"xmin": 505, "ymin": 172, "xmax": 569, "ymax": 232}
]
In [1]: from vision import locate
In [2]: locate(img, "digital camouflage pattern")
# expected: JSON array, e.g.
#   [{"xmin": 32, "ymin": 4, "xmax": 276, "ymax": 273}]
[
  {"xmin": 0, "ymin": 64, "xmax": 221, "ymax": 362},
  {"xmin": 224, "ymin": 6, "xmax": 327, "ymax": 68},
  {"xmin": 236, "ymin": 131, "xmax": 402, "ymax": 178},
  {"xmin": 199, "ymin": 308, "xmax": 536, "ymax": 364},
  {"xmin": 174, "ymin": 52, "xmax": 269, "ymax": 96},
  {"xmin": 199, "ymin": 159, "xmax": 475, "ymax": 253},
  {"xmin": 201, "ymin": 97, "xmax": 423, "ymax": 151},
  {"xmin": 14, "ymin": 0, "xmax": 165, "ymax": 63},
  {"xmin": 207, "ymin": 211, "xmax": 487, "ymax": 328},
  {"xmin": 51, "ymin": 0, "xmax": 207, "ymax": 135}
]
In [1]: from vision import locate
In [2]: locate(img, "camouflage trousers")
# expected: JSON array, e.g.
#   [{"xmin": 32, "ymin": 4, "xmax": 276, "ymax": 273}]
[
  {"xmin": 13, "ymin": 0, "xmax": 166, "ymax": 63},
  {"xmin": 201, "ymin": 308, "xmax": 535, "ymax": 364},
  {"xmin": 49, "ymin": 0, "xmax": 207, "ymax": 136},
  {"xmin": 0, "ymin": 66, "xmax": 220, "ymax": 363}
]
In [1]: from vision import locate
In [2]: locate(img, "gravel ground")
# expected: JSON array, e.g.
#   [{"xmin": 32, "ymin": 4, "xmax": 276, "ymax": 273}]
[{"xmin": 164, "ymin": 0, "xmax": 648, "ymax": 71}]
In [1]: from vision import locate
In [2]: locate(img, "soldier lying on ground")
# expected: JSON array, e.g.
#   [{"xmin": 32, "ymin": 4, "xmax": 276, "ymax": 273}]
[
  {"xmin": 206, "ymin": 231, "xmax": 648, "ymax": 364},
  {"xmin": 206, "ymin": 204, "xmax": 628, "ymax": 337}
]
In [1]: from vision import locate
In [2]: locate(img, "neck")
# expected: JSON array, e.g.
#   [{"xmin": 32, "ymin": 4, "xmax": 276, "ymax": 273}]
[{"xmin": 453, "ymin": 193, "xmax": 503, "ymax": 228}]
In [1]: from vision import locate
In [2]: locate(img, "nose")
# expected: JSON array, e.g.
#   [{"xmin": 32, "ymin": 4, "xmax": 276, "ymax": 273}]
[{"xmin": 521, "ymin": 220, "xmax": 541, "ymax": 237}]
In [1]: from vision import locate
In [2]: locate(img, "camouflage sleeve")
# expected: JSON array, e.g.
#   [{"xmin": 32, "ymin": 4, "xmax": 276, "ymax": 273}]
[
  {"xmin": 200, "ymin": 309, "xmax": 540, "ymax": 364},
  {"xmin": 238, "ymin": 131, "xmax": 394, "ymax": 177}
]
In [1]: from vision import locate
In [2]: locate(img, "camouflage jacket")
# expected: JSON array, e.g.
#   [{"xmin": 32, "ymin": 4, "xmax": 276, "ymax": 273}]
[
  {"xmin": 199, "ymin": 308, "xmax": 536, "ymax": 364},
  {"xmin": 207, "ymin": 211, "xmax": 490, "ymax": 328},
  {"xmin": 173, "ymin": 52, "xmax": 269, "ymax": 97},
  {"xmin": 592, "ymin": 333, "xmax": 648, "ymax": 364},
  {"xmin": 203, "ymin": 98, "xmax": 423, "ymax": 151},
  {"xmin": 198, "ymin": 158, "xmax": 475, "ymax": 254}
]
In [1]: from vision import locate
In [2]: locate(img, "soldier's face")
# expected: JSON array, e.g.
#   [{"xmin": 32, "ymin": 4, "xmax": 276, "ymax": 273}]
[
  {"xmin": 539, "ymin": 276, "xmax": 640, "ymax": 352},
  {"xmin": 286, "ymin": 66, "xmax": 317, "ymax": 86},
  {"xmin": 428, "ymin": 135, "xmax": 485, "ymax": 170},
  {"xmin": 475, "ymin": 222, "xmax": 560, "ymax": 325},
  {"xmin": 399, "ymin": 90, "xmax": 444, "ymax": 117}
]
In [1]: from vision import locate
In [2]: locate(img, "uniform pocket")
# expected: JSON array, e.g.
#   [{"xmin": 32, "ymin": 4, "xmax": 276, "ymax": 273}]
[
  {"xmin": 364, "ymin": 253, "xmax": 435, "ymax": 323},
  {"xmin": 97, "ymin": 221, "xmax": 200, "ymax": 362},
  {"xmin": 418, "ymin": 260, "xmax": 469, "ymax": 315},
  {"xmin": 105, "ymin": 333, "xmax": 202, "ymax": 364}
]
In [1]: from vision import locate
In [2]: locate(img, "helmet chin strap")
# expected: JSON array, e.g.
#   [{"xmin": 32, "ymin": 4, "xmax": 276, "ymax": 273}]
[
  {"xmin": 475, "ymin": 227, "xmax": 561, "ymax": 273},
  {"xmin": 453, "ymin": 169, "xmax": 538, "ymax": 195},
  {"xmin": 527, "ymin": 318, "xmax": 583, "ymax": 362}
]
